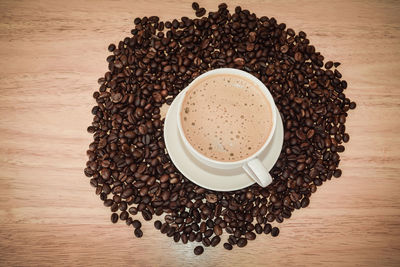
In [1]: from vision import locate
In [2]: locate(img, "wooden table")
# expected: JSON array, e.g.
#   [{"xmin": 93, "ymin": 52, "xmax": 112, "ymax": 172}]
[{"xmin": 1, "ymin": 0, "xmax": 399, "ymax": 266}]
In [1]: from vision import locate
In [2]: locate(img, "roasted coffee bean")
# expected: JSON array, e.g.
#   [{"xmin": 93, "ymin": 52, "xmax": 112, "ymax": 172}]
[
  {"xmin": 294, "ymin": 52, "xmax": 303, "ymax": 62},
  {"xmin": 280, "ymin": 45, "xmax": 289, "ymax": 54},
  {"xmin": 228, "ymin": 235, "xmax": 237, "ymax": 245},
  {"xmin": 168, "ymin": 228, "xmax": 177, "ymax": 238},
  {"xmin": 245, "ymin": 232, "xmax": 256, "ymax": 240},
  {"xmin": 271, "ymin": 227, "xmax": 280, "ymax": 237},
  {"xmin": 194, "ymin": 245, "xmax": 204, "ymax": 255},
  {"xmin": 160, "ymin": 223, "xmax": 169, "ymax": 234},
  {"xmin": 126, "ymin": 217, "xmax": 133, "ymax": 226},
  {"xmin": 223, "ymin": 242, "xmax": 233, "ymax": 250},
  {"xmin": 107, "ymin": 43, "xmax": 116, "ymax": 52},
  {"xmin": 214, "ymin": 225, "xmax": 222, "ymax": 236},
  {"xmin": 333, "ymin": 169, "xmax": 342, "ymax": 178},
  {"xmin": 154, "ymin": 220, "xmax": 162, "ymax": 230},
  {"xmin": 325, "ymin": 61, "xmax": 333, "ymax": 69},
  {"xmin": 174, "ymin": 232, "xmax": 180, "ymax": 242},
  {"xmin": 121, "ymin": 188, "xmax": 133, "ymax": 199},
  {"xmin": 237, "ymin": 238, "xmax": 247, "ymax": 248},
  {"xmin": 255, "ymin": 224, "xmax": 263, "ymax": 234},
  {"xmin": 111, "ymin": 213, "xmax": 118, "ymax": 223},
  {"xmin": 132, "ymin": 220, "xmax": 142, "ymax": 229},
  {"xmin": 204, "ymin": 229, "xmax": 213, "ymax": 238},
  {"xmin": 301, "ymin": 198, "xmax": 310, "ymax": 208},
  {"xmin": 120, "ymin": 211, "xmax": 128, "ymax": 221},
  {"xmin": 234, "ymin": 229, "xmax": 241, "ymax": 238},
  {"xmin": 202, "ymin": 237, "xmax": 211, "ymax": 247},
  {"xmin": 206, "ymin": 193, "xmax": 218, "ymax": 203},
  {"xmin": 343, "ymin": 133, "xmax": 350, "ymax": 143},
  {"xmin": 211, "ymin": 236, "xmax": 221, "ymax": 247},
  {"xmin": 192, "ymin": 2, "xmax": 199, "ymax": 10},
  {"xmin": 134, "ymin": 228, "xmax": 143, "ymax": 238},
  {"xmin": 195, "ymin": 8, "xmax": 206, "ymax": 17},
  {"xmin": 264, "ymin": 224, "xmax": 272, "ymax": 235},
  {"xmin": 142, "ymin": 210, "xmax": 152, "ymax": 221},
  {"xmin": 128, "ymin": 207, "xmax": 138, "ymax": 215},
  {"xmin": 196, "ymin": 232, "xmax": 203, "ymax": 242},
  {"xmin": 86, "ymin": 2, "xmax": 355, "ymax": 253},
  {"xmin": 176, "ymin": 233, "xmax": 186, "ymax": 244}
]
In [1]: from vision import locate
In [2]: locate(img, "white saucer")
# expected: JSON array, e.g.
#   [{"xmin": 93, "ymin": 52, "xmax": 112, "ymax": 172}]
[{"xmin": 164, "ymin": 92, "xmax": 284, "ymax": 191}]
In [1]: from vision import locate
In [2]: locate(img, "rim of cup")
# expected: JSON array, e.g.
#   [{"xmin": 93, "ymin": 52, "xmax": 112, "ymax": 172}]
[{"xmin": 176, "ymin": 68, "xmax": 277, "ymax": 166}]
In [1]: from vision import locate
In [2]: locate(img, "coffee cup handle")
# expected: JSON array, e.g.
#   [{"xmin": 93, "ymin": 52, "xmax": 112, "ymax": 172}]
[{"xmin": 243, "ymin": 158, "xmax": 272, "ymax": 187}]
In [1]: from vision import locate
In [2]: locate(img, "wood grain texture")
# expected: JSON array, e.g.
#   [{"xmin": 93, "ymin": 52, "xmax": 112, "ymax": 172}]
[{"xmin": 1, "ymin": 0, "xmax": 400, "ymax": 266}]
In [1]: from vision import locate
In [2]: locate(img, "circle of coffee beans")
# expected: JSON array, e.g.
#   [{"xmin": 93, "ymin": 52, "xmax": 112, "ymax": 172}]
[{"xmin": 85, "ymin": 2, "xmax": 356, "ymax": 255}]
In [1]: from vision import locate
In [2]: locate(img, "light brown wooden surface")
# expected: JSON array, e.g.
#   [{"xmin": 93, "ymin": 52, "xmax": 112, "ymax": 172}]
[{"xmin": 1, "ymin": 0, "xmax": 400, "ymax": 266}]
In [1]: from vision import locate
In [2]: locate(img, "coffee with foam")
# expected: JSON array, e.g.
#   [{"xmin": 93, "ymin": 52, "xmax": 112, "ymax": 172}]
[{"xmin": 180, "ymin": 74, "xmax": 273, "ymax": 162}]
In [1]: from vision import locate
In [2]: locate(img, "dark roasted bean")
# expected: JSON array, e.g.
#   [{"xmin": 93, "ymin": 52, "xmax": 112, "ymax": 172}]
[
  {"xmin": 271, "ymin": 227, "xmax": 280, "ymax": 237},
  {"xmin": 134, "ymin": 228, "xmax": 143, "ymax": 238},
  {"xmin": 333, "ymin": 169, "xmax": 342, "ymax": 178},
  {"xmin": 120, "ymin": 211, "xmax": 128, "ymax": 221},
  {"xmin": 211, "ymin": 236, "xmax": 221, "ymax": 247},
  {"xmin": 202, "ymin": 237, "xmax": 211, "ymax": 247},
  {"xmin": 154, "ymin": 220, "xmax": 162, "ymax": 230},
  {"xmin": 264, "ymin": 223, "xmax": 272, "ymax": 234},
  {"xmin": 255, "ymin": 223, "xmax": 263, "ymax": 234},
  {"xmin": 111, "ymin": 213, "xmax": 118, "ymax": 223},
  {"xmin": 245, "ymin": 232, "xmax": 256, "ymax": 240},
  {"xmin": 194, "ymin": 245, "xmax": 204, "ymax": 255},
  {"xmin": 223, "ymin": 242, "xmax": 233, "ymax": 250},
  {"xmin": 213, "ymin": 225, "xmax": 222, "ymax": 236},
  {"xmin": 237, "ymin": 238, "xmax": 247, "ymax": 248},
  {"xmin": 132, "ymin": 220, "xmax": 142, "ymax": 229},
  {"xmin": 195, "ymin": 8, "xmax": 206, "ymax": 17},
  {"xmin": 192, "ymin": 2, "xmax": 199, "ymax": 10}
]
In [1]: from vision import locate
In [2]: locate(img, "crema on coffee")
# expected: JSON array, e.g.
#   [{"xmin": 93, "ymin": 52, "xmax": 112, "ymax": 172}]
[{"xmin": 180, "ymin": 74, "xmax": 273, "ymax": 162}]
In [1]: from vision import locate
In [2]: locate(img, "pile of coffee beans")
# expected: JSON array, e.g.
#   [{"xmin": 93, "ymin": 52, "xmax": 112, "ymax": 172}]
[{"xmin": 85, "ymin": 2, "xmax": 356, "ymax": 255}]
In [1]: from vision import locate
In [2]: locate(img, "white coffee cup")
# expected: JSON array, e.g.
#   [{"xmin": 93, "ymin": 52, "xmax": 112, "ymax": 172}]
[{"xmin": 176, "ymin": 68, "xmax": 277, "ymax": 187}]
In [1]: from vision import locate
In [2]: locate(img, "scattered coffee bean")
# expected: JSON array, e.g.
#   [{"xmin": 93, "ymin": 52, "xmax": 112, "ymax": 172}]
[
  {"xmin": 107, "ymin": 44, "xmax": 116, "ymax": 52},
  {"xmin": 195, "ymin": 7, "xmax": 206, "ymax": 17},
  {"xmin": 333, "ymin": 169, "xmax": 342, "ymax": 178},
  {"xmin": 120, "ymin": 211, "xmax": 128, "ymax": 221},
  {"xmin": 194, "ymin": 245, "xmax": 204, "ymax": 255},
  {"xmin": 228, "ymin": 235, "xmax": 237, "ymax": 245},
  {"xmin": 271, "ymin": 227, "xmax": 280, "ymax": 237},
  {"xmin": 343, "ymin": 133, "xmax": 350, "ymax": 143},
  {"xmin": 264, "ymin": 224, "xmax": 272, "ymax": 235},
  {"xmin": 223, "ymin": 242, "xmax": 233, "ymax": 250},
  {"xmin": 174, "ymin": 232, "xmax": 180, "ymax": 242},
  {"xmin": 255, "ymin": 224, "xmax": 263, "ymax": 234},
  {"xmin": 214, "ymin": 225, "xmax": 222, "ymax": 236},
  {"xmin": 211, "ymin": 236, "xmax": 221, "ymax": 247},
  {"xmin": 245, "ymin": 232, "xmax": 256, "ymax": 241},
  {"xmin": 132, "ymin": 220, "xmax": 142, "ymax": 229},
  {"xmin": 111, "ymin": 213, "xmax": 118, "ymax": 224},
  {"xmin": 301, "ymin": 198, "xmax": 310, "ymax": 208},
  {"xmin": 325, "ymin": 61, "xmax": 333, "ymax": 69},
  {"xmin": 192, "ymin": 2, "xmax": 199, "ymax": 10},
  {"xmin": 128, "ymin": 207, "xmax": 138, "ymax": 216},
  {"xmin": 237, "ymin": 238, "xmax": 247, "ymax": 248},
  {"xmin": 134, "ymin": 228, "xmax": 143, "ymax": 238},
  {"xmin": 154, "ymin": 220, "xmax": 162, "ymax": 230},
  {"xmin": 202, "ymin": 237, "xmax": 211, "ymax": 247}
]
